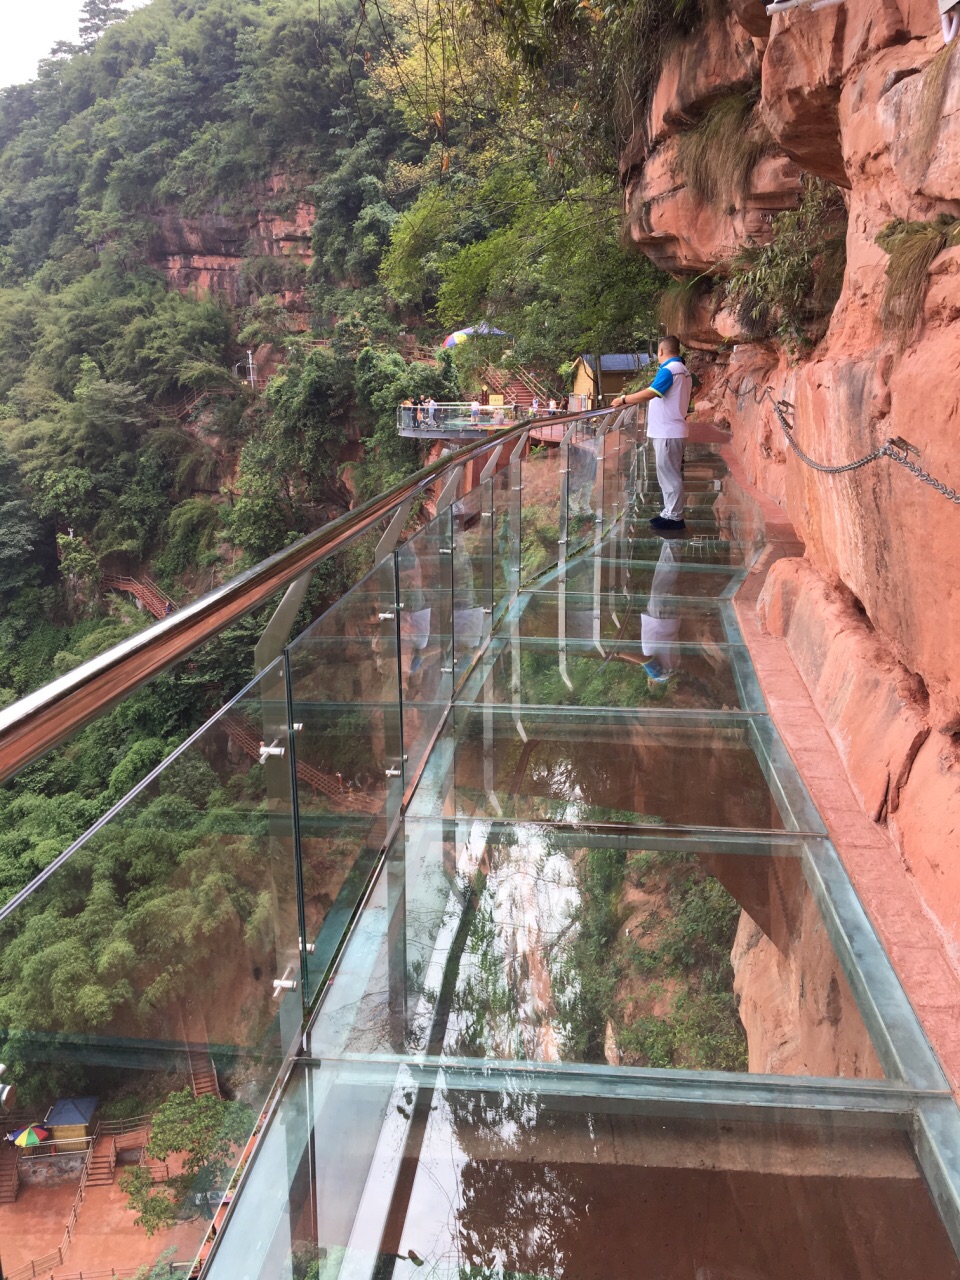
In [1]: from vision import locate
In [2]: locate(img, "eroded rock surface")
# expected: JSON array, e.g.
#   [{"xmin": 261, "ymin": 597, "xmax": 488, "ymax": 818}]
[
  {"xmin": 621, "ymin": 0, "xmax": 960, "ymax": 986},
  {"xmin": 147, "ymin": 173, "xmax": 314, "ymax": 324}
]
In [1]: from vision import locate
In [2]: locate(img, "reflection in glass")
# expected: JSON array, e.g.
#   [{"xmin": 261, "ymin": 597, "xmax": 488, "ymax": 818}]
[{"xmin": 217, "ymin": 1063, "xmax": 957, "ymax": 1280}]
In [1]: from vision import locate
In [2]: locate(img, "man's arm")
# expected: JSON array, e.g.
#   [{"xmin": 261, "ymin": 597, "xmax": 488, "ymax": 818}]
[
  {"xmin": 612, "ymin": 386, "xmax": 657, "ymax": 407},
  {"xmin": 611, "ymin": 363, "xmax": 674, "ymax": 409}
]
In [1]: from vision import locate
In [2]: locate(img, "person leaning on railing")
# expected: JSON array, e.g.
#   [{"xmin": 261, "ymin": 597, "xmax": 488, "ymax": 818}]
[{"xmin": 611, "ymin": 335, "xmax": 692, "ymax": 533}]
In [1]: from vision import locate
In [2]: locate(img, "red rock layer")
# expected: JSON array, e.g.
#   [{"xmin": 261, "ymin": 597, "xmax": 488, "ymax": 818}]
[
  {"xmin": 147, "ymin": 173, "xmax": 314, "ymax": 326},
  {"xmin": 621, "ymin": 4, "xmax": 960, "ymax": 1029}
]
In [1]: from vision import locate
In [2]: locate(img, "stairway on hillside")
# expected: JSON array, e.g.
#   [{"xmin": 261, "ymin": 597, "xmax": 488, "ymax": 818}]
[
  {"xmin": 188, "ymin": 1048, "xmax": 222, "ymax": 1099},
  {"xmin": 482, "ymin": 365, "xmax": 558, "ymax": 410},
  {"xmin": 101, "ymin": 573, "xmax": 175, "ymax": 620},
  {"xmin": 0, "ymin": 1140, "xmax": 18, "ymax": 1203},
  {"xmin": 86, "ymin": 1136, "xmax": 118, "ymax": 1187},
  {"xmin": 223, "ymin": 712, "xmax": 379, "ymax": 812}
]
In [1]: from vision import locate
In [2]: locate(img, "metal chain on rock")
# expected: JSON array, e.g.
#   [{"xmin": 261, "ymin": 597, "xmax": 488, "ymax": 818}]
[{"xmin": 714, "ymin": 376, "xmax": 960, "ymax": 504}]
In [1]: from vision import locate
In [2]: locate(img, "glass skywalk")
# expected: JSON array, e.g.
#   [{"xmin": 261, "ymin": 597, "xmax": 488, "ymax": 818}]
[
  {"xmin": 205, "ymin": 420, "xmax": 960, "ymax": 1279},
  {"xmin": 1, "ymin": 410, "xmax": 959, "ymax": 1280}
]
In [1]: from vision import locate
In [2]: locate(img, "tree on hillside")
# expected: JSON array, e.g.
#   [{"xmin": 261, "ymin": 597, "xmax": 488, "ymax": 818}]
[
  {"xmin": 79, "ymin": 0, "xmax": 127, "ymax": 49},
  {"xmin": 0, "ymin": 442, "xmax": 41, "ymax": 603},
  {"xmin": 120, "ymin": 1089, "xmax": 254, "ymax": 1235}
]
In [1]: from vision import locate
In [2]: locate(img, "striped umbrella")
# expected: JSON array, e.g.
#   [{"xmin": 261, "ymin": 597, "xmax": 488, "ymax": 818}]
[{"xmin": 9, "ymin": 1125, "xmax": 50, "ymax": 1147}]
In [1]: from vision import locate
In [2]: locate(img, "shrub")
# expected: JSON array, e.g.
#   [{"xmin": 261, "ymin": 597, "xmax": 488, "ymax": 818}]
[{"xmin": 726, "ymin": 179, "xmax": 847, "ymax": 348}]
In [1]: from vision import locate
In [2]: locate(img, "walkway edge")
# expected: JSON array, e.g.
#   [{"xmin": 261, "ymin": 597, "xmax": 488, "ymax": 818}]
[{"xmin": 720, "ymin": 439, "xmax": 960, "ymax": 1099}]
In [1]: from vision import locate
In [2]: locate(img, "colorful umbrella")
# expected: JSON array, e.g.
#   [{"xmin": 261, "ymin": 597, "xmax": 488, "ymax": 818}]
[
  {"xmin": 9, "ymin": 1125, "xmax": 50, "ymax": 1147},
  {"xmin": 441, "ymin": 323, "xmax": 507, "ymax": 349}
]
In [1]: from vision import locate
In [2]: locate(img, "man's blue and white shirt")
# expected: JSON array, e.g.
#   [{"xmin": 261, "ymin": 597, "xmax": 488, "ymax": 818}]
[{"xmin": 647, "ymin": 358, "xmax": 692, "ymax": 439}]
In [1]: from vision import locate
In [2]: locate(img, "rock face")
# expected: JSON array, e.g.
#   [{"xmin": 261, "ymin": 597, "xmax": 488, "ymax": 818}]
[
  {"xmin": 147, "ymin": 173, "xmax": 314, "ymax": 325},
  {"xmin": 621, "ymin": 1, "xmax": 960, "ymax": 988}
]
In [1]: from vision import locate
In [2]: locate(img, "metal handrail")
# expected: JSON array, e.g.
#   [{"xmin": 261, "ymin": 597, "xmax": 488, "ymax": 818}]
[{"xmin": 0, "ymin": 406, "xmax": 613, "ymax": 784}]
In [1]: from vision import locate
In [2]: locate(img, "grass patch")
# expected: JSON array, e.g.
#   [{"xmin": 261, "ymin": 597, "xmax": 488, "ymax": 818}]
[
  {"xmin": 916, "ymin": 39, "xmax": 957, "ymax": 169},
  {"xmin": 876, "ymin": 215, "xmax": 960, "ymax": 342},
  {"xmin": 657, "ymin": 274, "xmax": 712, "ymax": 338},
  {"xmin": 676, "ymin": 93, "xmax": 776, "ymax": 210}
]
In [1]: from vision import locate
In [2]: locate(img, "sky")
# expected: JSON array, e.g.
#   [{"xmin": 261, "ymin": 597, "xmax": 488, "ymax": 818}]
[{"xmin": 2, "ymin": 1, "xmax": 146, "ymax": 90}]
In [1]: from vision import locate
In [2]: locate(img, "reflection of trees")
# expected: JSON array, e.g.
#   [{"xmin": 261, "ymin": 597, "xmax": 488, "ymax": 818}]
[
  {"xmin": 0, "ymin": 753, "xmax": 285, "ymax": 1101},
  {"xmin": 448, "ymin": 1087, "xmax": 592, "ymax": 1278}
]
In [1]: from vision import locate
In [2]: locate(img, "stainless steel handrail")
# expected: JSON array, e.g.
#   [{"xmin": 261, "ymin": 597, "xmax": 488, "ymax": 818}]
[{"xmin": 0, "ymin": 406, "xmax": 614, "ymax": 783}]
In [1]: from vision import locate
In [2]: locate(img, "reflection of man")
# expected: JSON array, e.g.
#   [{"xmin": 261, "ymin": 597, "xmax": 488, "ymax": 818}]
[
  {"xmin": 640, "ymin": 539, "xmax": 683, "ymax": 685},
  {"xmin": 611, "ymin": 335, "xmax": 692, "ymax": 532}
]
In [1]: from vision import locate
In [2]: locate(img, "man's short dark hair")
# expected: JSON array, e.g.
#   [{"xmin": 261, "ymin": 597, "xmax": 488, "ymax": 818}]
[{"xmin": 659, "ymin": 335, "xmax": 681, "ymax": 356}]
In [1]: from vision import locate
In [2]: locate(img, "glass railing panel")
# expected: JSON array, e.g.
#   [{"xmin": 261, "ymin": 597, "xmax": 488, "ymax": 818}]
[
  {"xmin": 458, "ymin": 634, "xmax": 750, "ymax": 711},
  {"xmin": 601, "ymin": 420, "xmax": 623, "ymax": 528},
  {"xmin": 397, "ymin": 510, "xmax": 454, "ymax": 776},
  {"xmin": 452, "ymin": 480, "xmax": 492, "ymax": 683},
  {"xmin": 519, "ymin": 440, "xmax": 563, "ymax": 585},
  {"xmin": 309, "ymin": 818, "xmax": 460, "ymax": 1061},
  {"xmin": 0, "ymin": 662, "xmax": 302, "ymax": 1280},
  {"xmin": 408, "ymin": 706, "xmax": 788, "ymax": 831},
  {"xmin": 564, "ymin": 421, "xmax": 601, "ymax": 556},
  {"xmin": 286, "ymin": 560, "xmax": 403, "ymax": 1002}
]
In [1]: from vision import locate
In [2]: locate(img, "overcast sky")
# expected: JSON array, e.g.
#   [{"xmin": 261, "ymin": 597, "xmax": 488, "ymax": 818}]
[{"xmin": 2, "ymin": 1, "xmax": 147, "ymax": 90}]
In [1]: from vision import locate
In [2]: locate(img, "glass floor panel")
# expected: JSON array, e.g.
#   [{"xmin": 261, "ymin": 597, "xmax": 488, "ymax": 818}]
[
  {"xmin": 205, "ymin": 1060, "xmax": 959, "ymax": 1280},
  {"xmin": 458, "ymin": 634, "xmax": 751, "ymax": 711},
  {"xmin": 538, "ymin": 558, "xmax": 742, "ymax": 599},
  {"xmin": 308, "ymin": 821, "xmax": 885, "ymax": 1079},
  {"xmin": 514, "ymin": 590, "xmax": 732, "ymax": 644},
  {"xmin": 407, "ymin": 707, "xmax": 788, "ymax": 831}
]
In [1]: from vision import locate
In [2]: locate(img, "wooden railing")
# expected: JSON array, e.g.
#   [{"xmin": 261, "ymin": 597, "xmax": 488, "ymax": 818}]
[{"xmin": 160, "ymin": 384, "xmax": 235, "ymax": 420}]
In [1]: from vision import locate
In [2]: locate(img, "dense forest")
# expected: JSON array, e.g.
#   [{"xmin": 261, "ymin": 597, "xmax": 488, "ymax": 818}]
[{"xmin": 0, "ymin": 0, "xmax": 668, "ymax": 901}]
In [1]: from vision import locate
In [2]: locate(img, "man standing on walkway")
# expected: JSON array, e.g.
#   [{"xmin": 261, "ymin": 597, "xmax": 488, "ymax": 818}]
[{"xmin": 611, "ymin": 335, "xmax": 692, "ymax": 532}]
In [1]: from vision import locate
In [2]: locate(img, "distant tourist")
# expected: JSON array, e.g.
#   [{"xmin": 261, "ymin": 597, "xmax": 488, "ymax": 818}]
[
  {"xmin": 401, "ymin": 397, "xmax": 413, "ymax": 429},
  {"xmin": 560, "ymin": 395, "xmax": 569, "ymax": 413},
  {"xmin": 415, "ymin": 396, "xmax": 424, "ymax": 424},
  {"xmin": 548, "ymin": 397, "xmax": 557, "ymax": 416},
  {"xmin": 471, "ymin": 398, "xmax": 481, "ymax": 424},
  {"xmin": 493, "ymin": 406, "xmax": 505, "ymax": 425},
  {"xmin": 531, "ymin": 396, "xmax": 540, "ymax": 416},
  {"xmin": 426, "ymin": 396, "xmax": 438, "ymax": 425}
]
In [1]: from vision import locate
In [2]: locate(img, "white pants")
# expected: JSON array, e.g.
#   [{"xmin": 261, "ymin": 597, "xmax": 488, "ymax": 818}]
[{"xmin": 653, "ymin": 437, "xmax": 685, "ymax": 520}]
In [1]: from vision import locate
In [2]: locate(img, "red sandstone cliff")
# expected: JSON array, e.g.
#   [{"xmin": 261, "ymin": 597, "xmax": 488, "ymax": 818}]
[
  {"xmin": 621, "ymin": 2, "xmax": 960, "ymax": 1014},
  {"xmin": 147, "ymin": 173, "xmax": 314, "ymax": 325}
]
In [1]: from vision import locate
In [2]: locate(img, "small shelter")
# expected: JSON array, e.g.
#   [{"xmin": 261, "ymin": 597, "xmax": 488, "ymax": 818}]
[
  {"xmin": 44, "ymin": 1096, "xmax": 99, "ymax": 1150},
  {"xmin": 571, "ymin": 354, "xmax": 650, "ymax": 405}
]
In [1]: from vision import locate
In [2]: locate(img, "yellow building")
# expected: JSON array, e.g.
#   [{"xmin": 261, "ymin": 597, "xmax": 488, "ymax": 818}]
[
  {"xmin": 44, "ymin": 1096, "xmax": 99, "ymax": 1151},
  {"xmin": 570, "ymin": 354, "xmax": 651, "ymax": 406}
]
